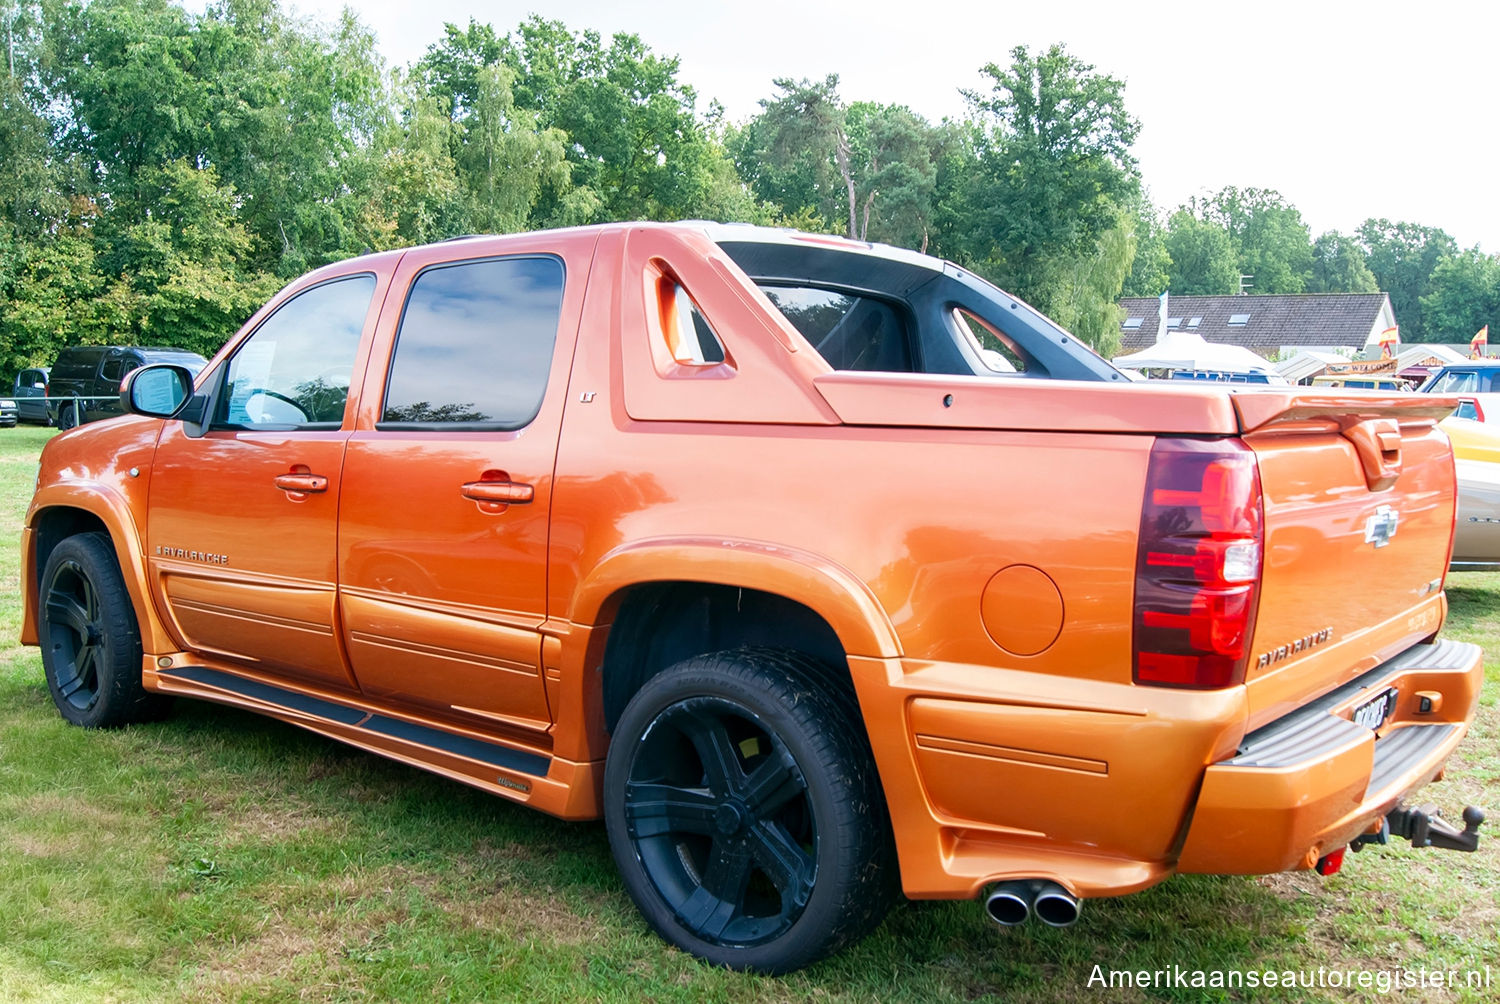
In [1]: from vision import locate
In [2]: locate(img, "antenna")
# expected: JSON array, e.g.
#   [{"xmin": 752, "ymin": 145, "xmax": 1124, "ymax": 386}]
[{"xmin": 1238, "ymin": 274, "xmax": 1253, "ymax": 295}]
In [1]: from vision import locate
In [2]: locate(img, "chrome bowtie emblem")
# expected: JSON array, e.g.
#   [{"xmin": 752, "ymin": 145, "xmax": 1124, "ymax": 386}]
[{"xmin": 1364, "ymin": 505, "xmax": 1400, "ymax": 548}]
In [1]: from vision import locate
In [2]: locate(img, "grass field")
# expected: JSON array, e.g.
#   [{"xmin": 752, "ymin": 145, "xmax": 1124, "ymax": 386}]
[{"xmin": 1, "ymin": 424, "xmax": 1497, "ymax": 1002}]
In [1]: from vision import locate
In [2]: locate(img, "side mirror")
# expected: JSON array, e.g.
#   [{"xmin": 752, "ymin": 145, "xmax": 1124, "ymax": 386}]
[{"xmin": 121, "ymin": 364, "xmax": 194, "ymax": 418}]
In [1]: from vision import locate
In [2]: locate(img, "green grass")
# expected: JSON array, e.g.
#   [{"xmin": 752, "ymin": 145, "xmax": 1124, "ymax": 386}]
[{"xmin": 2, "ymin": 425, "xmax": 1497, "ymax": 1002}]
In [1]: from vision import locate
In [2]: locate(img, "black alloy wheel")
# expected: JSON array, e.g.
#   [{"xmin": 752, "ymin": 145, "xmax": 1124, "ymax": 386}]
[
  {"xmin": 604, "ymin": 649, "xmax": 895, "ymax": 973},
  {"xmin": 39, "ymin": 533, "xmax": 170, "ymax": 728}
]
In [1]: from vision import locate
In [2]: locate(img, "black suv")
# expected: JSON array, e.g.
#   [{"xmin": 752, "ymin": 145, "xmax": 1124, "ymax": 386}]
[{"xmin": 48, "ymin": 346, "xmax": 207, "ymax": 429}]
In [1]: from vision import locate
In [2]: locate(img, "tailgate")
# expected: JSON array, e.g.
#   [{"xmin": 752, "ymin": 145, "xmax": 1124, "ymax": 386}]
[{"xmin": 1234, "ymin": 393, "xmax": 1458, "ymax": 729}]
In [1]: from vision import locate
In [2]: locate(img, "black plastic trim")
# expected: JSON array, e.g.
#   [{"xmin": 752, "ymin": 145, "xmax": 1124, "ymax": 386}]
[
  {"xmin": 159, "ymin": 666, "xmax": 367, "ymax": 724},
  {"xmin": 157, "ymin": 666, "xmax": 550, "ymax": 776},
  {"xmin": 364, "ymin": 715, "xmax": 550, "ymax": 776}
]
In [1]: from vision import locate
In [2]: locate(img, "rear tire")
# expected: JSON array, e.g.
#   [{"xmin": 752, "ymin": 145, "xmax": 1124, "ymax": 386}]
[
  {"xmin": 604, "ymin": 648, "xmax": 896, "ymax": 973},
  {"xmin": 39, "ymin": 533, "xmax": 171, "ymax": 728},
  {"xmin": 57, "ymin": 404, "xmax": 78, "ymax": 431}
]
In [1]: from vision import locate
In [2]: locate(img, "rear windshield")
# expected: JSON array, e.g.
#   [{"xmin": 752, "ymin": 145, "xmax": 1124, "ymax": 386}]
[{"xmin": 757, "ymin": 285, "xmax": 913, "ymax": 372}]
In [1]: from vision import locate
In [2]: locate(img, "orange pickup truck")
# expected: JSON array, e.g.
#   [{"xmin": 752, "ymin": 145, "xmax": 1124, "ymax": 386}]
[{"xmin": 21, "ymin": 223, "xmax": 1485, "ymax": 973}]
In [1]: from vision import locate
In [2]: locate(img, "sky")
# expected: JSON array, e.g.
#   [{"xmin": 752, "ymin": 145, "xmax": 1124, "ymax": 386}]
[{"xmin": 274, "ymin": 0, "xmax": 1498, "ymax": 251}]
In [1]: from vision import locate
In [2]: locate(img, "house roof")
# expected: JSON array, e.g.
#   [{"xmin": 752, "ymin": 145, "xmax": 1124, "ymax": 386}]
[{"xmin": 1118, "ymin": 293, "xmax": 1391, "ymax": 354}]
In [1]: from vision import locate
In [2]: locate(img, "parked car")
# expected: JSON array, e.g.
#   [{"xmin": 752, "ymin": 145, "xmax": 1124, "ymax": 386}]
[
  {"xmin": 1441, "ymin": 416, "xmax": 1500, "ymax": 570},
  {"xmin": 48, "ymin": 346, "xmax": 207, "ymax": 430},
  {"xmin": 21, "ymin": 223, "xmax": 1485, "ymax": 974},
  {"xmin": 11, "ymin": 367, "xmax": 51, "ymax": 424},
  {"xmin": 1310, "ymin": 374, "xmax": 1408, "ymax": 391},
  {"xmin": 1418, "ymin": 361, "xmax": 1500, "ymax": 422},
  {"xmin": 0, "ymin": 395, "xmax": 15, "ymax": 427}
]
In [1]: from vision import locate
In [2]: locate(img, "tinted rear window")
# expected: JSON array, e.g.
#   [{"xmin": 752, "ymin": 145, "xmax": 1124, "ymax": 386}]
[{"xmin": 381, "ymin": 256, "xmax": 565, "ymax": 429}]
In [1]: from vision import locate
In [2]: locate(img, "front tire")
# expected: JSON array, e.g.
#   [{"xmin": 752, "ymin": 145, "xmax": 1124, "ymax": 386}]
[
  {"xmin": 604, "ymin": 648, "xmax": 895, "ymax": 973},
  {"xmin": 57, "ymin": 403, "xmax": 78, "ymax": 431},
  {"xmin": 39, "ymin": 532, "xmax": 171, "ymax": 728}
]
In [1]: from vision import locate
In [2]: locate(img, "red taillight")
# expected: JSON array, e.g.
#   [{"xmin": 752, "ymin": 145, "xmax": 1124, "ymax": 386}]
[{"xmin": 1133, "ymin": 438, "xmax": 1264, "ymax": 689}]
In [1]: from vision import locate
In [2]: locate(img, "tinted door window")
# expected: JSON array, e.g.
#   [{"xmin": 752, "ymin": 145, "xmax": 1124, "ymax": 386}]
[
  {"xmin": 215, "ymin": 275, "xmax": 376, "ymax": 428},
  {"xmin": 381, "ymin": 256, "xmax": 565, "ymax": 429}
]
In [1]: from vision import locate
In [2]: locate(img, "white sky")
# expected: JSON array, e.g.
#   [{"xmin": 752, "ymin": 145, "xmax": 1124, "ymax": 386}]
[{"xmin": 277, "ymin": 0, "xmax": 1496, "ymax": 250}]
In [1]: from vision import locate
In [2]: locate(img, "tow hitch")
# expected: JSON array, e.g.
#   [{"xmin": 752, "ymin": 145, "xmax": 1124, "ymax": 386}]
[{"xmin": 1351, "ymin": 804, "xmax": 1485, "ymax": 854}]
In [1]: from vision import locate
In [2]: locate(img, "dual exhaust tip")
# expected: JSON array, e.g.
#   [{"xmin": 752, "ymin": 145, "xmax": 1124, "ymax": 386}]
[{"xmin": 983, "ymin": 879, "xmax": 1081, "ymax": 928}]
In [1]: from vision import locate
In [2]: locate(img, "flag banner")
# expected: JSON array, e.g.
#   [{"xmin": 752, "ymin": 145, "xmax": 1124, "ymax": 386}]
[{"xmin": 1379, "ymin": 326, "xmax": 1399, "ymax": 359}]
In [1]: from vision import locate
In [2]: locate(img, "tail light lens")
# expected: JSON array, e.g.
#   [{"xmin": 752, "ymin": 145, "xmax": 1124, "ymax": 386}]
[{"xmin": 1134, "ymin": 438, "xmax": 1264, "ymax": 688}]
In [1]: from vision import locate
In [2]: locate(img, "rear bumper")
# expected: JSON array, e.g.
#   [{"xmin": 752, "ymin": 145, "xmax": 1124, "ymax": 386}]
[{"xmin": 1177, "ymin": 639, "xmax": 1483, "ymax": 874}]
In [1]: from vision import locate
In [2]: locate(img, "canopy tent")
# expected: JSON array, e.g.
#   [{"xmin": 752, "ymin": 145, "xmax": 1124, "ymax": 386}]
[
  {"xmin": 1275, "ymin": 349, "xmax": 1349, "ymax": 384},
  {"xmin": 1113, "ymin": 331, "xmax": 1282, "ymax": 377}
]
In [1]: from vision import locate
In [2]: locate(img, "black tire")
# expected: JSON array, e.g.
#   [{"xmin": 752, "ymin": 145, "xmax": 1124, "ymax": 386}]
[
  {"xmin": 604, "ymin": 648, "xmax": 896, "ymax": 974},
  {"xmin": 57, "ymin": 404, "xmax": 78, "ymax": 431},
  {"xmin": 39, "ymin": 532, "xmax": 171, "ymax": 728}
]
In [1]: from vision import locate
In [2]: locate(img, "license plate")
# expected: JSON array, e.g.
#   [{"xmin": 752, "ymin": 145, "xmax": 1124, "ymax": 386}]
[{"xmin": 1351, "ymin": 687, "xmax": 1398, "ymax": 732}]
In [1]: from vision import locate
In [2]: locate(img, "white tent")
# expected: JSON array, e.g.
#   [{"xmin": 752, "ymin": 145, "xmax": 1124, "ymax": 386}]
[
  {"xmin": 1275, "ymin": 349, "xmax": 1349, "ymax": 383},
  {"xmin": 1113, "ymin": 331, "xmax": 1283, "ymax": 377}
]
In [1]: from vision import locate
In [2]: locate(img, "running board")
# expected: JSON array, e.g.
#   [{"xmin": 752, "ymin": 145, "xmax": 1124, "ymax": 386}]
[{"xmin": 155, "ymin": 665, "xmax": 551, "ymax": 777}]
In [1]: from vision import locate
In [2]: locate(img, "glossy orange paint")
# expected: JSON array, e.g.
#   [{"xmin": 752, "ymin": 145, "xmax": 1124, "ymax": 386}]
[{"xmin": 20, "ymin": 222, "xmax": 1482, "ymax": 909}]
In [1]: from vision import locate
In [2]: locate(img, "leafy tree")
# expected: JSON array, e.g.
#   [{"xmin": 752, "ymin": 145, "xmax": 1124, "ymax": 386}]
[
  {"xmin": 748, "ymin": 75, "xmax": 858, "ymax": 236},
  {"xmin": 1121, "ymin": 198, "xmax": 1170, "ymax": 297},
  {"xmin": 109, "ymin": 160, "xmax": 279, "ymax": 355},
  {"xmin": 414, "ymin": 18, "xmax": 508, "ymax": 127},
  {"xmin": 960, "ymin": 44, "xmax": 1140, "ymax": 350},
  {"xmin": 1357, "ymin": 219, "xmax": 1457, "ymax": 342},
  {"xmin": 196, "ymin": 1, "xmax": 387, "ymax": 275},
  {"xmin": 0, "ymin": 235, "xmax": 130, "ymax": 375},
  {"xmin": 1306, "ymin": 230, "xmax": 1377, "ymax": 293},
  {"xmin": 42, "ymin": 0, "xmax": 208, "ymax": 188},
  {"xmin": 1164, "ymin": 209, "xmax": 1239, "ymax": 294},
  {"xmin": 844, "ymin": 102, "xmax": 945, "ymax": 249},
  {"xmin": 1194, "ymin": 187, "xmax": 1312, "ymax": 294},
  {"xmin": 1, "ymin": 2, "xmax": 65, "ymax": 235},
  {"xmin": 455, "ymin": 64, "xmax": 574, "ymax": 234},
  {"xmin": 1040, "ymin": 205, "xmax": 1136, "ymax": 356},
  {"xmin": 1419, "ymin": 249, "xmax": 1500, "ymax": 344},
  {"xmin": 362, "ymin": 80, "xmax": 464, "ymax": 248},
  {"xmin": 501, "ymin": 18, "xmax": 735, "ymax": 223}
]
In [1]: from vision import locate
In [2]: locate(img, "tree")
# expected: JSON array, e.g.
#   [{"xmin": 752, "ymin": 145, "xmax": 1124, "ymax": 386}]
[
  {"xmin": 1041, "ymin": 205, "xmax": 1136, "ymax": 356},
  {"xmin": 1194, "ymin": 187, "xmax": 1313, "ymax": 294},
  {"xmin": 109, "ymin": 160, "xmax": 279, "ymax": 355},
  {"xmin": 1419, "ymin": 249, "xmax": 1500, "ymax": 344},
  {"xmin": 1121, "ymin": 198, "xmax": 1170, "ymax": 297},
  {"xmin": 362, "ymin": 78, "xmax": 465, "ymax": 248},
  {"xmin": 750, "ymin": 75, "xmax": 858, "ymax": 237},
  {"xmin": 1164, "ymin": 209, "xmax": 1239, "ymax": 294},
  {"xmin": 959, "ymin": 44, "xmax": 1140, "ymax": 350},
  {"xmin": 1307, "ymin": 230, "xmax": 1377, "ymax": 293},
  {"xmin": 455, "ymin": 64, "xmax": 574, "ymax": 234},
  {"xmin": 414, "ymin": 18, "xmax": 508, "ymax": 127},
  {"xmin": 501, "ymin": 18, "xmax": 736, "ymax": 223},
  {"xmin": 1358, "ymin": 219, "xmax": 1458, "ymax": 342}
]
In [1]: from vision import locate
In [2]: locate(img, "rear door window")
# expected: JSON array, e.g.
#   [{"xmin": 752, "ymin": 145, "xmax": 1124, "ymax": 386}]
[{"xmin": 380, "ymin": 256, "xmax": 565, "ymax": 429}]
